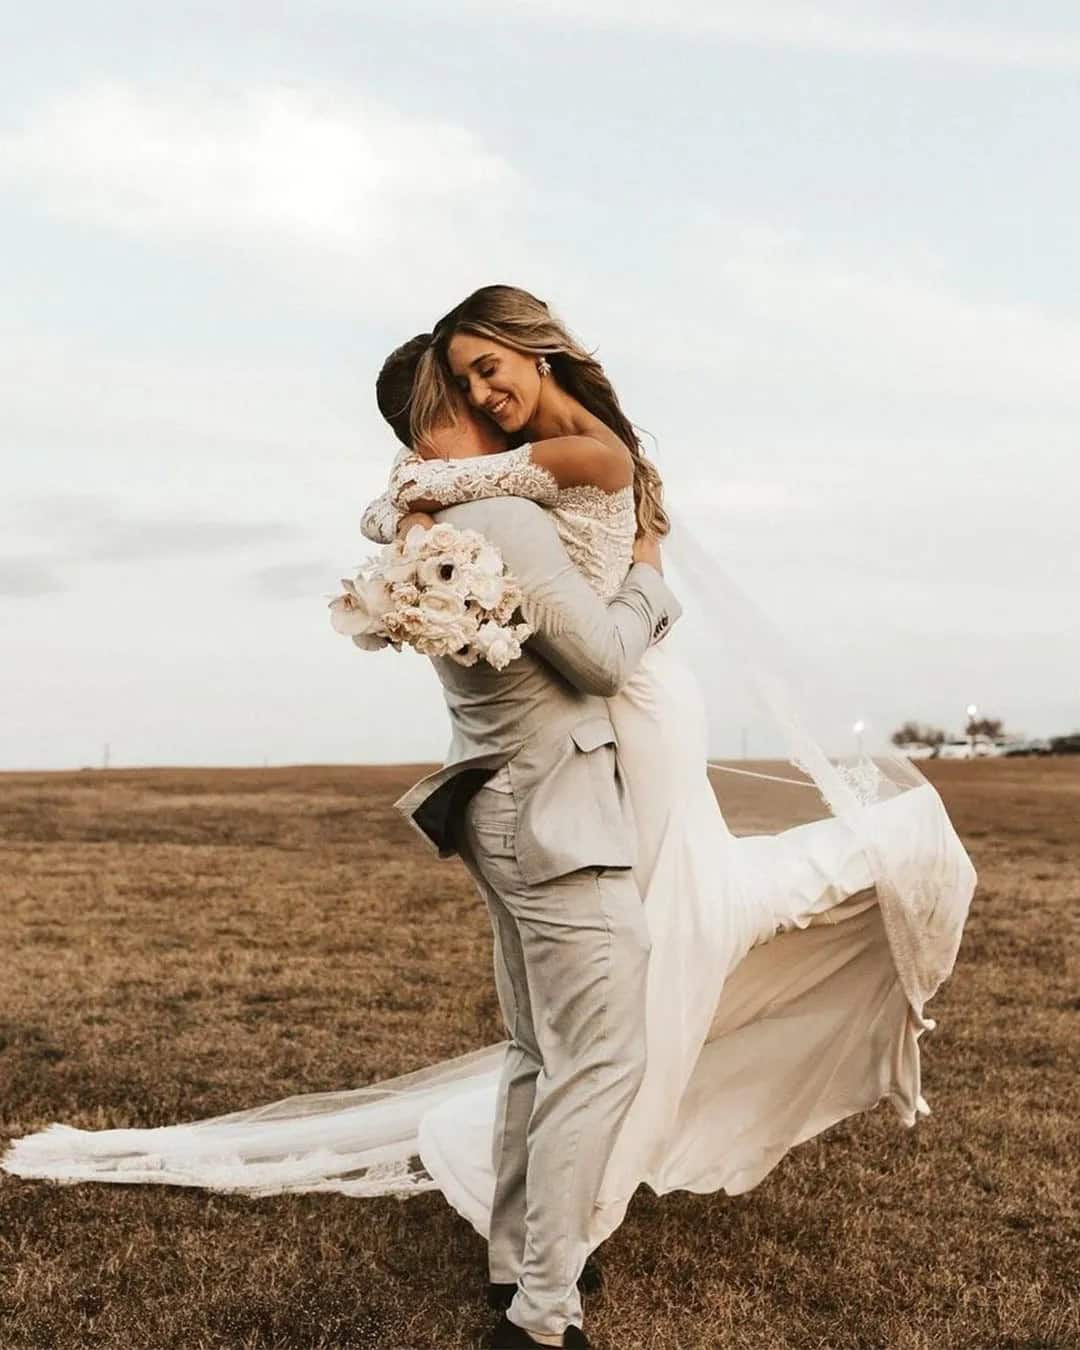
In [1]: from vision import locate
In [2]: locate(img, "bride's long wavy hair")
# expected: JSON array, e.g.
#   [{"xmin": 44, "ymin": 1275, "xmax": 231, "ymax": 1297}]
[{"xmin": 410, "ymin": 285, "xmax": 670, "ymax": 538}]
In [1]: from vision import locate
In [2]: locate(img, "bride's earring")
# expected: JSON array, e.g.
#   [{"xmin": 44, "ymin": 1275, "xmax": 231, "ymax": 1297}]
[{"xmin": 537, "ymin": 357, "xmax": 552, "ymax": 378}]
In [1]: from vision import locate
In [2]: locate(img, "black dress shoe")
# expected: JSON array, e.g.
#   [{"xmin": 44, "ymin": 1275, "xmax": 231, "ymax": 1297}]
[
  {"xmin": 486, "ymin": 1311, "xmax": 590, "ymax": 1349},
  {"xmin": 487, "ymin": 1257, "xmax": 604, "ymax": 1310}
]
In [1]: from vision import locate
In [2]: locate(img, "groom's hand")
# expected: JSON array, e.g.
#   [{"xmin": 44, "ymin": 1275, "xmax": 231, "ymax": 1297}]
[{"xmin": 632, "ymin": 531, "xmax": 663, "ymax": 574}]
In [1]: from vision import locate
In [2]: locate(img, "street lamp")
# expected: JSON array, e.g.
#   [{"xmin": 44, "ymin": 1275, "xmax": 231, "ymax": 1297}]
[{"xmin": 853, "ymin": 719, "xmax": 866, "ymax": 757}]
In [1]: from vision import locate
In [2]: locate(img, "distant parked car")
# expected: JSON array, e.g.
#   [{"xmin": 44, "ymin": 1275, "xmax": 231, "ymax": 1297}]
[
  {"xmin": 897, "ymin": 742, "xmax": 939, "ymax": 760},
  {"xmin": 1001, "ymin": 738, "xmax": 1052, "ymax": 757},
  {"xmin": 936, "ymin": 735, "xmax": 999, "ymax": 760}
]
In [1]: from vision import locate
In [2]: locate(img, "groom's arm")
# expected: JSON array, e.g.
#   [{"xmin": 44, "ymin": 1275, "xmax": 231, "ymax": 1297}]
[{"xmin": 435, "ymin": 498, "xmax": 681, "ymax": 697}]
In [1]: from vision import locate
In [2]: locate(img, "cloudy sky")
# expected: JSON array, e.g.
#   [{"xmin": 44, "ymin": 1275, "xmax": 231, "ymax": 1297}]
[{"xmin": 3, "ymin": 1, "xmax": 1077, "ymax": 769}]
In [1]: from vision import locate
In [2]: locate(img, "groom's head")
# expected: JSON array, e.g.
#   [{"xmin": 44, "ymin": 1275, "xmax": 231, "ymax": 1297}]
[{"xmin": 376, "ymin": 333, "xmax": 506, "ymax": 460}]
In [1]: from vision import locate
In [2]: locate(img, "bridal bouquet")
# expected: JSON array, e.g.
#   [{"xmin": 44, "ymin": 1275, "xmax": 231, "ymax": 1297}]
[{"xmin": 329, "ymin": 522, "xmax": 533, "ymax": 670}]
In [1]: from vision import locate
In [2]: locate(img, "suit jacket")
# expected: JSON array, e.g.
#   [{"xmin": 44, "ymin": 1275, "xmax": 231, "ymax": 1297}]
[{"xmin": 394, "ymin": 497, "xmax": 681, "ymax": 884}]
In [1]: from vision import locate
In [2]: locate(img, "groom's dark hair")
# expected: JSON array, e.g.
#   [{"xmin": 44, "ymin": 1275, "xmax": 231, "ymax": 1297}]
[{"xmin": 376, "ymin": 333, "xmax": 431, "ymax": 447}]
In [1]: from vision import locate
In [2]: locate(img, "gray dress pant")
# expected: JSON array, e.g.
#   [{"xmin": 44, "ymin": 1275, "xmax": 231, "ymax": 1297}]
[{"xmin": 458, "ymin": 782, "xmax": 652, "ymax": 1339}]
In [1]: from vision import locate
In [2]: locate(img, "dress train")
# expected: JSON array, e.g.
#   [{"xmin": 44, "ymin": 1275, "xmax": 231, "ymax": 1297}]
[{"xmin": 3, "ymin": 645, "xmax": 974, "ymax": 1257}]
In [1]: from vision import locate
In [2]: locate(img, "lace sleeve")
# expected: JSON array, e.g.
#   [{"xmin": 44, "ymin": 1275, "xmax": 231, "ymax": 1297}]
[
  {"xmin": 390, "ymin": 444, "xmax": 560, "ymax": 513},
  {"xmin": 360, "ymin": 446, "xmax": 419, "ymax": 544},
  {"xmin": 360, "ymin": 490, "xmax": 400, "ymax": 545}
]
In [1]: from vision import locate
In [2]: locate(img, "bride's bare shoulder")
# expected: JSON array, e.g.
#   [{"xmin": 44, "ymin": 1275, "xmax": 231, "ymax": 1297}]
[{"xmin": 529, "ymin": 435, "xmax": 633, "ymax": 491}]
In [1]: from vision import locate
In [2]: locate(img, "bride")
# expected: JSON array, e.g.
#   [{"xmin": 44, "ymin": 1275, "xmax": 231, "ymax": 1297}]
[
  {"xmin": 3, "ymin": 285, "xmax": 976, "ymax": 1305},
  {"xmin": 356, "ymin": 284, "xmax": 976, "ymax": 1243}
]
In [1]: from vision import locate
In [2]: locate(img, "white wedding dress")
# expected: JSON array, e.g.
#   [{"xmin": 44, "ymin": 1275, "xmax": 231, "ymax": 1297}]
[{"xmin": 3, "ymin": 448, "xmax": 976, "ymax": 1262}]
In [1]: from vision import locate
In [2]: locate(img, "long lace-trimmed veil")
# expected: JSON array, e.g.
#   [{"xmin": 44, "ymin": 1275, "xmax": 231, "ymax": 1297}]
[
  {"xmin": 665, "ymin": 515, "xmax": 973, "ymax": 1016},
  {"xmin": 1, "ymin": 508, "xmax": 975, "ymax": 1199}
]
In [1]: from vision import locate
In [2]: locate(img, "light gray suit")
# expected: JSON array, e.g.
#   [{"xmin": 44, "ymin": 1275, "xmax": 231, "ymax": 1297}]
[{"xmin": 394, "ymin": 497, "xmax": 681, "ymax": 1340}]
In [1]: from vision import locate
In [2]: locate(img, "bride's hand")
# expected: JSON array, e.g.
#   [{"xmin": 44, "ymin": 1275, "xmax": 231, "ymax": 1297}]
[
  {"xmin": 633, "ymin": 532, "xmax": 663, "ymax": 574},
  {"xmin": 396, "ymin": 510, "xmax": 436, "ymax": 540}
]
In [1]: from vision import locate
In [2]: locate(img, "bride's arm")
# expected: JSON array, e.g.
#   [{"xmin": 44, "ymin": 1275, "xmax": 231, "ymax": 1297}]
[
  {"xmin": 392, "ymin": 438, "xmax": 632, "ymax": 515},
  {"xmin": 360, "ymin": 489, "xmax": 433, "ymax": 545},
  {"xmin": 360, "ymin": 446, "xmax": 430, "ymax": 544},
  {"xmin": 360, "ymin": 490, "xmax": 400, "ymax": 545}
]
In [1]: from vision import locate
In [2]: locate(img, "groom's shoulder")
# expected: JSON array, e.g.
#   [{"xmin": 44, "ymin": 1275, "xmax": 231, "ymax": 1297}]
[
  {"xmin": 434, "ymin": 500, "xmax": 561, "ymax": 578},
  {"xmin": 434, "ymin": 497, "xmax": 552, "ymax": 535}
]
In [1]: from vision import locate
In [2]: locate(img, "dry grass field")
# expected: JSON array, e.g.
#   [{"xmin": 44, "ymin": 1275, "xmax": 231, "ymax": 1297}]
[{"xmin": 1, "ymin": 759, "xmax": 1077, "ymax": 1349}]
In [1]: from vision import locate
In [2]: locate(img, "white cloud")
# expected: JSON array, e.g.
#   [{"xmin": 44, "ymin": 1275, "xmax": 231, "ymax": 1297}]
[
  {"xmin": 0, "ymin": 80, "xmax": 532, "ymax": 314},
  {"xmin": 452, "ymin": 1, "xmax": 1080, "ymax": 69},
  {"xmin": 0, "ymin": 558, "xmax": 69, "ymax": 597},
  {"xmin": 594, "ymin": 216, "xmax": 1080, "ymax": 455},
  {"xmin": 0, "ymin": 329, "xmax": 376, "ymax": 464},
  {"xmin": 0, "ymin": 79, "xmax": 520, "ymax": 249},
  {"xmin": 2, "ymin": 42, "xmax": 1076, "ymax": 762},
  {"xmin": 252, "ymin": 559, "xmax": 340, "ymax": 600},
  {"xmin": 715, "ymin": 242, "xmax": 1080, "ymax": 405},
  {"xmin": 14, "ymin": 492, "xmax": 300, "ymax": 563}
]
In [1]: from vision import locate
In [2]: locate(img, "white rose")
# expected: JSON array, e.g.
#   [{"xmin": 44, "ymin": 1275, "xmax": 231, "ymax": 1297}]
[
  {"xmin": 422, "ymin": 523, "xmax": 462, "ymax": 555},
  {"xmin": 391, "ymin": 582, "xmax": 420, "ymax": 607},
  {"xmin": 448, "ymin": 569, "xmax": 475, "ymax": 600},
  {"xmin": 382, "ymin": 543, "xmax": 419, "ymax": 586},
  {"xmin": 450, "ymin": 535, "xmax": 481, "ymax": 565},
  {"xmin": 474, "ymin": 543, "xmax": 503, "ymax": 577},
  {"xmin": 414, "ymin": 615, "xmax": 478, "ymax": 657},
  {"xmin": 490, "ymin": 582, "xmax": 523, "ymax": 625},
  {"xmin": 384, "ymin": 606, "xmax": 426, "ymax": 641},
  {"xmin": 460, "ymin": 565, "xmax": 503, "ymax": 611},
  {"xmin": 486, "ymin": 637, "xmax": 516, "ymax": 669},
  {"xmin": 473, "ymin": 619, "xmax": 524, "ymax": 671},
  {"xmin": 418, "ymin": 584, "xmax": 469, "ymax": 625},
  {"xmin": 453, "ymin": 526, "xmax": 486, "ymax": 551}
]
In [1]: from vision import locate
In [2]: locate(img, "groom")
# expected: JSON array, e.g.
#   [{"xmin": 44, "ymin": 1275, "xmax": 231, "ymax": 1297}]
[{"xmin": 374, "ymin": 337, "xmax": 680, "ymax": 1350}]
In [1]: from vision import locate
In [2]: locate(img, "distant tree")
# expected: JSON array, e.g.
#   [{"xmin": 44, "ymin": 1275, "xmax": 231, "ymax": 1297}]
[
  {"xmin": 891, "ymin": 720, "xmax": 947, "ymax": 748},
  {"xmin": 967, "ymin": 716, "xmax": 1004, "ymax": 739}
]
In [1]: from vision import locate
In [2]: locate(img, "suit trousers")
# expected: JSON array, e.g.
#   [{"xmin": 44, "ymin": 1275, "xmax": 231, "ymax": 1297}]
[{"xmin": 458, "ymin": 782, "xmax": 652, "ymax": 1339}]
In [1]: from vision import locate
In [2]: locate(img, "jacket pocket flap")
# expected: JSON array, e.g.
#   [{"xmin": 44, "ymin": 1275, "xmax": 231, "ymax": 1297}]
[{"xmin": 570, "ymin": 716, "xmax": 617, "ymax": 753}]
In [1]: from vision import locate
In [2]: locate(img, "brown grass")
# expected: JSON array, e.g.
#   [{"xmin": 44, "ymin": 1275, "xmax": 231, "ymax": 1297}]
[{"xmin": 1, "ymin": 759, "xmax": 1078, "ymax": 1349}]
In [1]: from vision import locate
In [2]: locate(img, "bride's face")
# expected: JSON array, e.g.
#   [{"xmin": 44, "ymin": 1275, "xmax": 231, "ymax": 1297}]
[{"xmin": 446, "ymin": 333, "xmax": 542, "ymax": 435}]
